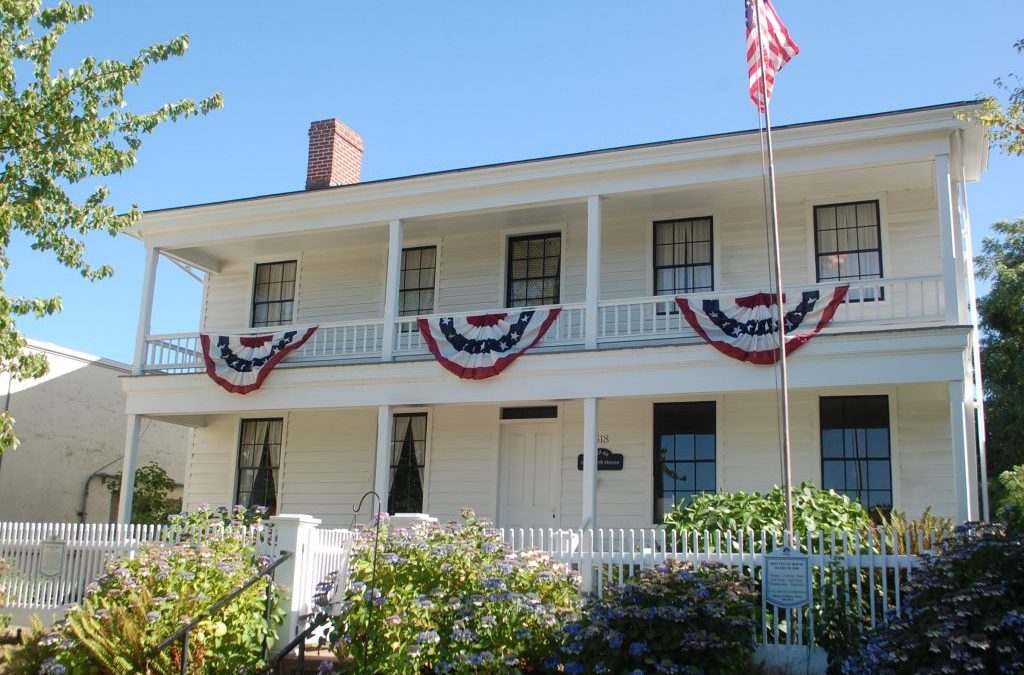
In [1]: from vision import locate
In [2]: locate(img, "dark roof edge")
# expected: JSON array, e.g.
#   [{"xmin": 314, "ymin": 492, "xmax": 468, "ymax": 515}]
[{"xmin": 145, "ymin": 100, "xmax": 983, "ymax": 216}]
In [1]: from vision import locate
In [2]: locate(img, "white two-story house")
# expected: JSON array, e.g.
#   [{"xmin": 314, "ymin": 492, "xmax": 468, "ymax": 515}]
[{"xmin": 119, "ymin": 102, "xmax": 989, "ymax": 530}]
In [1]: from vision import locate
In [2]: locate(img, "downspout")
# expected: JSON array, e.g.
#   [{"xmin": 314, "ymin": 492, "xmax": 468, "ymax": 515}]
[{"xmin": 77, "ymin": 456, "xmax": 121, "ymax": 523}]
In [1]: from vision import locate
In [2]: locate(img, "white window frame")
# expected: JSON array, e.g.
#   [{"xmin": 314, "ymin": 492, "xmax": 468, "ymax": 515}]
[
  {"xmin": 803, "ymin": 193, "xmax": 890, "ymax": 287},
  {"xmin": 498, "ymin": 224, "xmax": 568, "ymax": 310}
]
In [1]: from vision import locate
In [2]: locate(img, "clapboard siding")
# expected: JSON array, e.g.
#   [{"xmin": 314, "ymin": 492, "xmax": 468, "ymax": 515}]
[
  {"xmin": 183, "ymin": 415, "xmax": 240, "ymax": 509},
  {"xmin": 895, "ymin": 382, "xmax": 954, "ymax": 517},
  {"xmin": 202, "ymin": 272, "xmax": 252, "ymax": 332},
  {"xmin": 426, "ymin": 405, "xmax": 500, "ymax": 522},
  {"xmin": 295, "ymin": 246, "xmax": 385, "ymax": 323},
  {"xmin": 278, "ymin": 409, "xmax": 376, "ymax": 528}
]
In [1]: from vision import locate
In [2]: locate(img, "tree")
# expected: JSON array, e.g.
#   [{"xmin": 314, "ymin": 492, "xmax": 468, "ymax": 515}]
[
  {"xmin": 0, "ymin": 1, "xmax": 221, "ymax": 452},
  {"xmin": 971, "ymin": 38, "xmax": 1024, "ymax": 156},
  {"xmin": 976, "ymin": 219, "xmax": 1024, "ymax": 503}
]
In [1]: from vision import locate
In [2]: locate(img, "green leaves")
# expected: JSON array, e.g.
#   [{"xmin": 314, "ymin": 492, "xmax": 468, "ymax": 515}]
[
  {"xmin": 962, "ymin": 39, "xmax": 1024, "ymax": 157},
  {"xmin": 0, "ymin": 0, "xmax": 222, "ymax": 452}
]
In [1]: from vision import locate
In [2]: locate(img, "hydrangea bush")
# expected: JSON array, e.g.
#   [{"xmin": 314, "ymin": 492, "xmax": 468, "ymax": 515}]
[
  {"xmin": 328, "ymin": 510, "xmax": 580, "ymax": 673},
  {"xmin": 8, "ymin": 506, "xmax": 284, "ymax": 675},
  {"xmin": 842, "ymin": 522, "xmax": 1024, "ymax": 675},
  {"xmin": 549, "ymin": 560, "xmax": 757, "ymax": 675}
]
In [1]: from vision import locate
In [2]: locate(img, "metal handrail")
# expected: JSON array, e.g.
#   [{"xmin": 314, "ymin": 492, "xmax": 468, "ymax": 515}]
[{"xmin": 153, "ymin": 550, "xmax": 293, "ymax": 675}]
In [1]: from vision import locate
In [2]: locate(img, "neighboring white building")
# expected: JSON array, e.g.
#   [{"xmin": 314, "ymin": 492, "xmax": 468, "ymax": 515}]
[
  {"xmin": 0, "ymin": 340, "xmax": 188, "ymax": 523},
  {"xmin": 120, "ymin": 102, "xmax": 989, "ymax": 529}
]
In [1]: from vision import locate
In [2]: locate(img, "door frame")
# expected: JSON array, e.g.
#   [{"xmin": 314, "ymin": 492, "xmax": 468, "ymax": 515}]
[{"xmin": 496, "ymin": 404, "xmax": 563, "ymax": 528}]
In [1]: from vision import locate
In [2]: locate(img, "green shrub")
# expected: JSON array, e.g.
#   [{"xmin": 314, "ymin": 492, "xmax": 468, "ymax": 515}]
[
  {"xmin": 8, "ymin": 507, "xmax": 283, "ymax": 675},
  {"xmin": 997, "ymin": 464, "xmax": 1024, "ymax": 535},
  {"xmin": 104, "ymin": 462, "xmax": 181, "ymax": 525},
  {"xmin": 329, "ymin": 510, "xmax": 580, "ymax": 674},
  {"xmin": 663, "ymin": 481, "xmax": 872, "ymax": 535},
  {"xmin": 549, "ymin": 560, "xmax": 757, "ymax": 675},
  {"xmin": 842, "ymin": 522, "xmax": 1024, "ymax": 674}
]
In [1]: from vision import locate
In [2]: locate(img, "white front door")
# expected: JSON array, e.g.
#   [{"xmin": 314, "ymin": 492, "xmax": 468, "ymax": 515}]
[{"xmin": 499, "ymin": 422, "xmax": 560, "ymax": 528}]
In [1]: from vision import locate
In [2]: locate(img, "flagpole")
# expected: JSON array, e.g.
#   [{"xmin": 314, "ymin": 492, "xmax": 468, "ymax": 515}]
[{"xmin": 753, "ymin": 0, "xmax": 795, "ymax": 546}]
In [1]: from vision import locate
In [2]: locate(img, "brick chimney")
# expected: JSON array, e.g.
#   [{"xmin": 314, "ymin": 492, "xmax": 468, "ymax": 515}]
[{"xmin": 305, "ymin": 118, "xmax": 364, "ymax": 189}]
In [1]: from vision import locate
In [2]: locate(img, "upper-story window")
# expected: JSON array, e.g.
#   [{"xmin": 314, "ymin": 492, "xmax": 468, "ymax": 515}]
[
  {"xmin": 814, "ymin": 201, "xmax": 883, "ymax": 283},
  {"xmin": 506, "ymin": 233, "xmax": 561, "ymax": 307},
  {"xmin": 251, "ymin": 260, "xmax": 297, "ymax": 328},
  {"xmin": 654, "ymin": 217, "xmax": 714, "ymax": 296},
  {"xmin": 399, "ymin": 246, "xmax": 437, "ymax": 317}
]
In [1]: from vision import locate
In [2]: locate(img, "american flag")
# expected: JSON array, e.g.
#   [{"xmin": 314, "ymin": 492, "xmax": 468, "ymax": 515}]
[{"xmin": 746, "ymin": 0, "xmax": 800, "ymax": 112}]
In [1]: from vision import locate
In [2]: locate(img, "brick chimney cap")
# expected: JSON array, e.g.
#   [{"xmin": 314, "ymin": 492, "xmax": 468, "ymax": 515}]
[{"xmin": 308, "ymin": 118, "xmax": 364, "ymax": 151}]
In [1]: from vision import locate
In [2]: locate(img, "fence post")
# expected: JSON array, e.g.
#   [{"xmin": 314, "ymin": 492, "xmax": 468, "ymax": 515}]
[{"xmin": 269, "ymin": 514, "xmax": 322, "ymax": 647}]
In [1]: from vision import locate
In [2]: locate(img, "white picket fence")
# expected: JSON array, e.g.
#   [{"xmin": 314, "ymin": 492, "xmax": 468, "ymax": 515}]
[
  {"xmin": 500, "ymin": 525, "xmax": 945, "ymax": 654},
  {"xmin": 0, "ymin": 518, "xmax": 944, "ymax": 673}
]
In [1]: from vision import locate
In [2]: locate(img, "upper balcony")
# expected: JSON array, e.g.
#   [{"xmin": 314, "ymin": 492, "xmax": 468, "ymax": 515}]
[{"xmin": 141, "ymin": 274, "xmax": 947, "ymax": 374}]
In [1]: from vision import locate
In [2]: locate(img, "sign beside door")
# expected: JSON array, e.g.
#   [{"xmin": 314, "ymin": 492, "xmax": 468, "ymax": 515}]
[{"xmin": 576, "ymin": 447, "xmax": 624, "ymax": 471}]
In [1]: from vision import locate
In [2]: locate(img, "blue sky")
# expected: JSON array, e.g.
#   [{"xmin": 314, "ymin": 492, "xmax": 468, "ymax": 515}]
[{"xmin": 7, "ymin": 1, "xmax": 1024, "ymax": 363}]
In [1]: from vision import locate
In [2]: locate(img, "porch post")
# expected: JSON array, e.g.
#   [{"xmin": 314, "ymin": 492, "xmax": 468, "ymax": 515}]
[
  {"xmin": 949, "ymin": 379, "xmax": 975, "ymax": 523},
  {"xmin": 373, "ymin": 405, "xmax": 392, "ymax": 515},
  {"xmin": 117, "ymin": 414, "xmax": 143, "ymax": 523},
  {"xmin": 269, "ymin": 513, "xmax": 322, "ymax": 646},
  {"xmin": 132, "ymin": 246, "xmax": 160, "ymax": 375},
  {"xmin": 381, "ymin": 219, "xmax": 404, "ymax": 361},
  {"xmin": 585, "ymin": 196, "xmax": 602, "ymax": 349},
  {"xmin": 935, "ymin": 155, "xmax": 963, "ymax": 325},
  {"xmin": 582, "ymin": 397, "xmax": 598, "ymax": 529}
]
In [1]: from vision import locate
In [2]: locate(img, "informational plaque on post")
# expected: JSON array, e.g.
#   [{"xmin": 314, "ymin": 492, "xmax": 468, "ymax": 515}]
[
  {"xmin": 763, "ymin": 547, "xmax": 811, "ymax": 608},
  {"xmin": 39, "ymin": 536, "xmax": 66, "ymax": 579}
]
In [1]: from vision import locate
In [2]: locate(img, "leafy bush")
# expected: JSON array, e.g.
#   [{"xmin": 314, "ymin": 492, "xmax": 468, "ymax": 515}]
[
  {"xmin": 104, "ymin": 462, "xmax": 181, "ymax": 525},
  {"xmin": 842, "ymin": 522, "xmax": 1024, "ymax": 674},
  {"xmin": 663, "ymin": 481, "xmax": 872, "ymax": 535},
  {"xmin": 549, "ymin": 560, "xmax": 757, "ymax": 675},
  {"xmin": 8, "ymin": 507, "xmax": 283, "ymax": 675},
  {"xmin": 869, "ymin": 507, "xmax": 952, "ymax": 554},
  {"xmin": 329, "ymin": 510, "xmax": 580, "ymax": 673},
  {"xmin": 997, "ymin": 464, "xmax": 1024, "ymax": 535}
]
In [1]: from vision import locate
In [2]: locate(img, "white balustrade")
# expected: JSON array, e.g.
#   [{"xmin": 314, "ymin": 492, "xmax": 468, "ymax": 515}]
[{"xmin": 140, "ymin": 277, "xmax": 945, "ymax": 373}]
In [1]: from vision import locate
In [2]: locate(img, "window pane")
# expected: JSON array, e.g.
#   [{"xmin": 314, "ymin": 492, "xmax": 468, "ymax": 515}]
[
  {"xmin": 814, "ymin": 201, "xmax": 882, "ymax": 283},
  {"xmin": 654, "ymin": 402, "xmax": 715, "ymax": 522},
  {"xmin": 507, "ymin": 235, "xmax": 560, "ymax": 306},
  {"xmin": 820, "ymin": 396, "xmax": 891, "ymax": 513}
]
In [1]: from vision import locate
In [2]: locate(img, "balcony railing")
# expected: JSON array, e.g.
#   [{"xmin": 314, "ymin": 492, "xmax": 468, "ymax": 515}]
[{"xmin": 141, "ymin": 275, "xmax": 946, "ymax": 374}]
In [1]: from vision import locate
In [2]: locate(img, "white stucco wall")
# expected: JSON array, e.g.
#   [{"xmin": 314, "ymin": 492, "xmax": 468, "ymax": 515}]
[
  {"xmin": 0, "ymin": 341, "xmax": 189, "ymax": 523},
  {"xmin": 183, "ymin": 383, "xmax": 956, "ymax": 529}
]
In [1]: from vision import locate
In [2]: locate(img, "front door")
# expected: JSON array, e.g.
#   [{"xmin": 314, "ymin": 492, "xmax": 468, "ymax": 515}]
[{"xmin": 499, "ymin": 422, "xmax": 560, "ymax": 527}]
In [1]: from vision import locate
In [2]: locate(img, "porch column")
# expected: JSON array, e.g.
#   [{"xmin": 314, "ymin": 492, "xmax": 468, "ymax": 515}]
[
  {"xmin": 381, "ymin": 219, "xmax": 404, "ymax": 361},
  {"xmin": 132, "ymin": 246, "xmax": 160, "ymax": 375},
  {"xmin": 949, "ymin": 379, "xmax": 975, "ymax": 523},
  {"xmin": 582, "ymin": 397, "xmax": 598, "ymax": 529},
  {"xmin": 373, "ymin": 405, "xmax": 392, "ymax": 516},
  {"xmin": 117, "ymin": 414, "xmax": 143, "ymax": 523},
  {"xmin": 935, "ymin": 155, "xmax": 964, "ymax": 325},
  {"xmin": 585, "ymin": 196, "xmax": 602, "ymax": 349}
]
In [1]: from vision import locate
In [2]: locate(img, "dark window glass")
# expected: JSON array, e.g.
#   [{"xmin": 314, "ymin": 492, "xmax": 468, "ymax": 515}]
[
  {"xmin": 654, "ymin": 402, "xmax": 716, "ymax": 521},
  {"xmin": 236, "ymin": 418, "xmax": 283, "ymax": 513},
  {"xmin": 506, "ymin": 233, "xmax": 561, "ymax": 307},
  {"xmin": 654, "ymin": 217, "xmax": 714, "ymax": 296},
  {"xmin": 399, "ymin": 246, "xmax": 437, "ymax": 317},
  {"xmin": 814, "ymin": 201, "xmax": 883, "ymax": 286},
  {"xmin": 389, "ymin": 413, "xmax": 428, "ymax": 514},
  {"xmin": 252, "ymin": 261, "xmax": 297, "ymax": 328},
  {"xmin": 820, "ymin": 396, "xmax": 892, "ymax": 514},
  {"xmin": 500, "ymin": 406, "xmax": 559, "ymax": 420}
]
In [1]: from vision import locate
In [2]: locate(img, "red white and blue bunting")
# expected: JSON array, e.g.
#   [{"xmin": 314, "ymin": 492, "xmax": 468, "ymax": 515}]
[
  {"xmin": 676, "ymin": 286, "xmax": 848, "ymax": 364},
  {"xmin": 418, "ymin": 308, "xmax": 561, "ymax": 380},
  {"xmin": 200, "ymin": 327, "xmax": 317, "ymax": 394}
]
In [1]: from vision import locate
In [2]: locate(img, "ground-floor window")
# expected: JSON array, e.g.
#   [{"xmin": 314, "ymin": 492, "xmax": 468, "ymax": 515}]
[
  {"xmin": 820, "ymin": 395, "xmax": 892, "ymax": 513},
  {"xmin": 389, "ymin": 413, "xmax": 428, "ymax": 514},
  {"xmin": 654, "ymin": 402, "xmax": 716, "ymax": 521},
  {"xmin": 236, "ymin": 418, "xmax": 283, "ymax": 513}
]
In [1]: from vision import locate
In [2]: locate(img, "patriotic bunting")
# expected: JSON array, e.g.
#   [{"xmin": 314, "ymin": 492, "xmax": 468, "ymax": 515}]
[
  {"xmin": 200, "ymin": 326, "xmax": 317, "ymax": 394},
  {"xmin": 418, "ymin": 308, "xmax": 561, "ymax": 380},
  {"xmin": 676, "ymin": 286, "xmax": 848, "ymax": 364}
]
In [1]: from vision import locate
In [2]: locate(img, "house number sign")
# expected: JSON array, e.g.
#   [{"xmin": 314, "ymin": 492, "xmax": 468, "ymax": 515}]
[
  {"xmin": 763, "ymin": 547, "xmax": 811, "ymax": 608},
  {"xmin": 576, "ymin": 447, "xmax": 624, "ymax": 471},
  {"xmin": 39, "ymin": 536, "xmax": 66, "ymax": 579}
]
